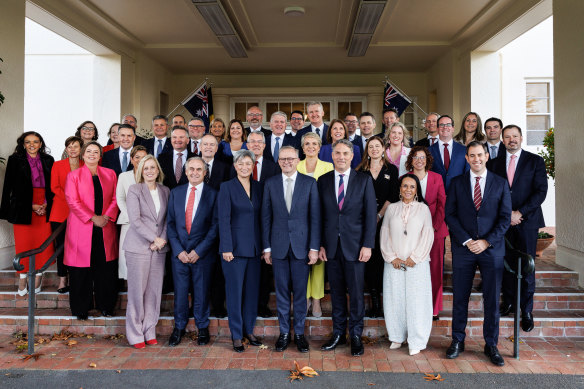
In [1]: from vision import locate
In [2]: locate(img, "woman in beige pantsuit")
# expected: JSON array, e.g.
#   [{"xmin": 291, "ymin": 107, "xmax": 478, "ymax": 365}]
[{"xmin": 123, "ymin": 155, "xmax": 170, "ymax": 348}]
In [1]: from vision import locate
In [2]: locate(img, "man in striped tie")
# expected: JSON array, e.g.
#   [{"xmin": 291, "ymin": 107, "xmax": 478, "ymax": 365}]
[
  {"xmin": 444, "ymin": 141, "xmax": 511, "ymax": 366},
  {"xmin": 317, "ymin": 139, "xmax": 377, "ymax": 357}
]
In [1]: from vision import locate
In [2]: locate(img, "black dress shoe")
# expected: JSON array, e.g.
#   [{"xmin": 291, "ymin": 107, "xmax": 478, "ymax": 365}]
[
  {"xmin": 446, "ymin": 340, "xmax": 464, "ymax": 359},
  {"xmin": 243, "ymin": 334, "xmax": 262, "ymax": 347},
  {"xmin": 257, "ymin": 306, "xmax": 273, "ymax": 318},
  {"xmin": 350, "ymin": 335, "xmax": 364, "ymax": 356},
  {"xmin": 101, "ymin": 310, "xmax": 114, "ymax": 317},
  {"xmin": 168, "ymin": 328, "xmax": 185, "ymax": 347},
  {"xmin": 433, "ymin": 315, "xmax": 440, "ymax": 321},
  {"xmin": 275, "ymin": 333, "xmax": 291, "ymax": 351},
  {"xmin": 212, "ymin": 307, "xmax": 227, "ymax": 318},
  {"xmin": 197, "ymin": 328, "xmax": 210, "ymax": 345},
  {"xmin": 484, "ymin": 345, "xmax": 505, "ymax": 366},
  {"xmin": 521, "ymin": 312, "xmax": 535, "ymax": 332},
  {"xmin": 232, "ymin": 339, "xmax": 245, "ymax": 353},
  {"xmin": 57, "ymin": 286, "xmax": 70, "ymax": 294},
  {"xmin": 76, "ymin": 313, "xmax": 88, "ymax": 321},
  {"xmin": 500, "ymin": 303, "xmax": 513, "ymax": 316},
  {"xmin": 294, "ymin": 334, "xmax": 309, "ymax": 353},
  {"xmin": 321, "ymin": 333, "xmax": 346, "ymax": 351}
]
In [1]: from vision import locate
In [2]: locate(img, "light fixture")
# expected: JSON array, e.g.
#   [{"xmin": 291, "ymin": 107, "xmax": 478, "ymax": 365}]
[
  {"xmin": 284, "ymin": 6, "xmax": 305, "ymax": 17},
  {"xmin": 192, "ymin": 0, "xmax": 247, "ymax": 58},
  {"xmin": 348, "ymin": 0, "xmax": 386, "ymax": 57}
]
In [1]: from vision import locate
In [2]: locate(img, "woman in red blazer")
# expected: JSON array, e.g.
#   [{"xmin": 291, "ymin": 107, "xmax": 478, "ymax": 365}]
[
  {"xmin": 406, "ymin": 146, "xmax": 448, "ymax": 320},
  {"xmin": 49, "ymin": 136, "xmax": 83, "ymax": 293}
]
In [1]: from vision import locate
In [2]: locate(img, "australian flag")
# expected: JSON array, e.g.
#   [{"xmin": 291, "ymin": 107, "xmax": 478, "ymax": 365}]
[
  {"xmin": 383, "ymin": 81, "xmax": 411, "ymax": 116},
  {"xmin": 182, "ymin": 81, "xmax": 214, "ymax": 130}
]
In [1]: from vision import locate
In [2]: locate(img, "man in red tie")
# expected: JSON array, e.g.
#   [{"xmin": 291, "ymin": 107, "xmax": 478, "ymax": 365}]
[
  {"xmin": 429, "ymin": 115, "xmax": 469, "ymax": 192},
  {"xmin": 188, "ymin": 117, "xmax": 206, "ymax": 156},
  {"xmin": 166, "ymin": 157, "xmax": 219, "ymax": 347}
]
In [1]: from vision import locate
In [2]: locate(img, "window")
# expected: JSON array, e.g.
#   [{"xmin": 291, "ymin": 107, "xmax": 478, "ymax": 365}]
[{"xmin": 526, "ymin": 81, "xmax": 553, "ymax": 145}]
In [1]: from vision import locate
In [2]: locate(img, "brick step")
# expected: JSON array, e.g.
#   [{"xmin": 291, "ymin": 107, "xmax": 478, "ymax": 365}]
[{"xmin": 1, "ymin": 307, "xmax": 582, "ymax": 338}]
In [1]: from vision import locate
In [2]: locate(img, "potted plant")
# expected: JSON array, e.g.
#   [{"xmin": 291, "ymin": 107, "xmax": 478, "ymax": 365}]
[
  {"xmin": 536, "ymin": 231, "xmax": 554, "ymax": 257},
  {"xmin": 538, "ymin": 127, "xmax": 554, "ymax": 180}
]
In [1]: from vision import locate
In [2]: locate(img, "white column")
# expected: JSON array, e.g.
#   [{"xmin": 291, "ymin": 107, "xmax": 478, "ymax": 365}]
[
  {"xmin": 366, "ymin": 93, "xmax": 383, "ymax": 135},
  {"xmin": 213, "ymin": 94, "xmax": 229, "ymax": 122}
]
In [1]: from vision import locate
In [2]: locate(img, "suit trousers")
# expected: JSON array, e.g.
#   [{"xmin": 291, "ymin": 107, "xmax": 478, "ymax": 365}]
[
  {"xmin": 258, "ymin": 260, "xmax": 274, "ymax": 310},
  {"xmin": 326, "ymin": 239, "xmax": 366, "ymax": 338},
  {"xmin": 222, "ymin": 256, "xmax": 261, "ymax": 340},
  {"xmin": 272, "ymin": 247, "xmax": 310, "ymax": 335},
  {"xmin": 171, "ymin": 255, "xmax": 214, "ymax": 330},
  {"xmin": 451, "ymin": 252, "xmax": 503, "ymax": 346},
  {"xmin": 210, "ymin": 254, "xmax": 226, "ymax": 312},
  {"xmin": 125, "ymin": 251, "xmax": 165, "ymax": 345},
  {"xmin": 502, "ymin": 226, "xmax": 537, "ymax": 314}
]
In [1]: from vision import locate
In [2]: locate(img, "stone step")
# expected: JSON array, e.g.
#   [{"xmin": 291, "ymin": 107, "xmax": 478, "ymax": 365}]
[{"xmin": 1, "ymin": 307, "xmax": 582, "ymax": 338}]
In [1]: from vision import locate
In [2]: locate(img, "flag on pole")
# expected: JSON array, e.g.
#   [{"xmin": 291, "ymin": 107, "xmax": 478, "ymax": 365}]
[
  {"xmin": 182, "ymin": 81, "xmax": 214, "ymax": 129},
  {"xmin": 383, "ymin": 81, "xmax": 411, "ymax": 116}
]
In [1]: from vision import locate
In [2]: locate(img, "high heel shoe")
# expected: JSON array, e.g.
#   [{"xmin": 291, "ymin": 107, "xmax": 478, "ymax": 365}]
[
  {"xmin": 133, "ymin": 342, "xmax": 146, "ymax": 349},
  {"xmin": 390, "ymin": 342, "xmax": 402, "ymax": 349},
  {"xmin": 312, "ymin": 299, "xmax": 322, "ymax": 318},
  {"xmin": 232, "ymin": 339, "xmax": 245, "ymax": 353},
  {"xmin": 243, "ymin": 334, "xmax": 262, "ymax": 346},
  {"xmin": 17, "ymin": 274, "xmax": 28, "ymax": 296},
  {"xmin": 34, "ymin": 273, "xmax": 43, "ymax": 294}
]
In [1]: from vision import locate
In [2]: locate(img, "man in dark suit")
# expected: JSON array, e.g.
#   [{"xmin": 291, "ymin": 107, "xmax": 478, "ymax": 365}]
[
  {"xmin": 289, "ymin": 110, "xmax": 305, "ymax": 138},
  {"xmin": 414, "ymin": 112, "xmax": 440, "ymax": 148},
  {"xmin": 263, "ymin": 111, "xmax": 299, "ymax": 162},
  {"xmin": 262, "ymin": 146, "xmax": 321, "ymax": 353},
  {"xmin": 445, "ymin": 141, "xmax": 511, "ymax": 366},
  {"xmin": 487, "ymin": 125, "xmax": 548, "ymax": 332},
  {"xmin": 242, "ymin": 131, "xmax": 281, "ymax": 185},
  {"xmin": 166, "ymin": 157, "xmax": 219, "ymax": 347},
  {"xmin": 358, "ymin": 112, "xmax": 377, "ymax": 152},
  {"xmin": 158, "ymin": 126, "xmax": 194, "ymax": 190},
  {"xmin": 345, "ymin": 113, "xmax": 363, "ymax": 157},
  {"xmin": 121, "ymin": 113, "xmax": 145, "ymax": 146},
  {"xmin": 484, "ymin": 117, "xmax": 505, "ymax": 159},
  {"xmin": 381, "ymin": 108, "xmax": 399, "ymax": 138},
  {"xmin": 171, "ymin": 114, "xmax": 186, "ymax": 128},
  {"xmin": 245, "ymin": 106, "xmax": 271, "ymax": 138},
  {"xmin": 187, "ymin": 117, "xmax": 206, "ymax": 156},
  {"xmin": 298, "ymin": 102, "xmax": 329, "ymax": 145},
  {"xmin": 102, "ymin": 124, "xmax": 136, "ymax": 176},
  {"xmin": 318, "ymin": 139, "xmax": 377, "ymax": 356},
  {"xmin": 144, "ymin": 115, "xmax": 172, "ymax": 158},
  {"xmin": 430, "ymin": 115, "xmax": 469, "ymax": 192}
]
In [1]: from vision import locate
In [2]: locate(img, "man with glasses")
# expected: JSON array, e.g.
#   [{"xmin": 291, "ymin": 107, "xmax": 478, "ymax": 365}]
[
  {"xmin": 345, "ymin": 113, "xmax": 363, "ymax": 157},
  {"xmin": 102, "ymin": 124, "xmax": 137, "ymax": 176},
  {"xmin": 187, "ymin": 117, "xmax": 206, "ymax": 156},
  {"xmin": 261, "ymin": 146, "xmax": 321, "ymax": 352},
  {"xmin": 263, "ymin": 111, "xmax": 299, "ymax": 163},
  {"xmin": 245, "ymin": 106, "xmax": 272, "ymax": 138},
  {"xmin": 430, "ymin": 115, "xmax": 469, "ymax": 191},
  {"xmin": 415, "ymin": 113, "xmax": 440, "ymax": 148},
  {"xmin": 289, "ymin": 110, "xmax": 305, "ymax": 137}
]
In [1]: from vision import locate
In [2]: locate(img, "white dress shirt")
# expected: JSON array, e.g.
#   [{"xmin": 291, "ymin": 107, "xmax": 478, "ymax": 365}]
[
  {"xmin": 281, "ymin": 171, "xmax": 297, "ymax": 198},
  {"xmin": 191, "ymin": 138, "xmax": 201, "ymax": 154},
  {"xmin": 118, "ymin": 146, "xmax": 132, "ymax": 169},
  {"xmin": 427, "ymin": 135, "xmax": 438, "ymax": 146},
  {"xmin": 334, "ymin": 168, "xmax": 351, "ymax": 202},
  {"xmin": 184, "ymin": 182, "xmax": 204, "ymax": 223},
  {"xmin": 487, "ymin": 141, "xmax": 501, "ymax": 159},
  {"xmin": 255, "ymin": 156, "xmax": 263, "ymax": 180},
  {"xmin": 505, "ymin": 148, "xmax": 522, "ymax": 171},
  {"xmin": 154, "ymin": 137, "xmax": 167, "ymax": 158},
  {"xmin": 271, "ymin": 134, "xmax": 284, "ymax": 157},
  {"xmin": 362, "ymin": 136, "xmax": 372, "ymax": 151},
  {"xmin": 173, "ymin": 149, "xmax": 188, "ymax": 171},
  {"xmin": 463, "ymin": 169, "xmax": 488, "ymax": 247},
  {"xmin": 311, "ymin": 124, "xmax": 324, "ymax": 140},
  {"xmin": 437, "ymin": 138, "xmax": 453, "ymax": 164}
]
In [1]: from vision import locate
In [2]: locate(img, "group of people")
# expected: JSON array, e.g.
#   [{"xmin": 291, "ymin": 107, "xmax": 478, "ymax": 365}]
[{"xmin": 0, "ymin": 102, "xmax": 547, "ymax": 365}]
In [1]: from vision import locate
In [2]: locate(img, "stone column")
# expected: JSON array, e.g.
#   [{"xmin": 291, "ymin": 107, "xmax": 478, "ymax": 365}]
[{"xmin": 366, "ymin": 93, "xmax": 383, "ymax": 135}]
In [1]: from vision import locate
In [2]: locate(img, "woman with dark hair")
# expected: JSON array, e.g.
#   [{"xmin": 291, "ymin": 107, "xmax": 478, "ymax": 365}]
[
  {"xmin": 380, "ymin": 174, "xmax": 434, "ymax": 356},
  {"xmin": 406, "ymin": 146, "xmax": 448, "ymax": 320},
  {"xmin": 0, "ymin": 131, "xmax": 55, "ymax": 295},
  {"xmin": 454, "ymin": 112, "xmax": 485, "ymax": 145},
  {"xmin": 103, "ymin": 123, "xmax": 121, "ymax": 153},
  {"xmin": 64, "ymin": 141, "xmax": 119, "ymax": 320},
  {"xmin": 62, "ymin": 121, "xmax": 100, "ymax": 159},
  {"xmin": 318, "ymin": 119, "xmax": 361, "ymax": 168},
  {"xmin": 356, "ymin": 136, "xmax": 399, "ymax": 318},
  {"xmin": 218, "ymin": 119, "xmax": 248, "ymax": 165},
  {"xmin": 49, "ymin": 136, "xmax": 84, "ymax": 293}
]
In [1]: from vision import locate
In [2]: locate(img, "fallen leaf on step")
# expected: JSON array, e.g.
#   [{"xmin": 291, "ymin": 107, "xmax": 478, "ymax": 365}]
[
  {"xmin": 88, "ymin": 362, "xmax": 97, "ymax": 368},
  {"xmin": 259, "ymin": 344, "xmax": 269, "ymax": 350},
  {"xmin": 22, "ymin": 353, "xmax": 43, "ymax": 361},
  {"xmin": 66, "ymin": 340, "xmax": 78, "ymax": 347},
  {"xmin": 424, "ymin": 373, "xmax": 445, "ymax": 381}
]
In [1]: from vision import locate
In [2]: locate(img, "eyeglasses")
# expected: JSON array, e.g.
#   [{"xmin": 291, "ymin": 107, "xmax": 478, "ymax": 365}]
[
  {"xmin": 247, "ymin": 140, "xmax": 265, "ymax": 144},
  {"xmin": 188, "ymin": 124, "xmax": 205, "ymax": 129},
  {"xmin": 81, "ymin": 127, "xmax": 95, "ymax": 131},
  {"xmin": 412, "ymin": 156, "xmax": 426, "ymax": 160},
  {"xmin": 247, "ymin": 113, "xmax": 262, "ymax": 118},
  {"xmin": 438, "ymin": 123, "xmax": 453, "ymax": 128},
  {"xmin": 290, "ymin": 117, "xmax": 304, "ymax": 121},
  {"xmin": 279, "ymin": 157, "xmax": 297, "ymax": 163},
  {"xmin": 345, "ymin": 120, "xmax": 358, "ymax": 124}
]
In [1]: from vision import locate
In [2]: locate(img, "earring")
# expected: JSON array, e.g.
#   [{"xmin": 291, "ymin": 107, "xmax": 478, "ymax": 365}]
[
  {"xmin": 414, "ymin": 194, "xmax": 419, "ymax": 202},
  {"xmin": 399, "ymin": 194, "xmax": 403, "ymax": 200}
]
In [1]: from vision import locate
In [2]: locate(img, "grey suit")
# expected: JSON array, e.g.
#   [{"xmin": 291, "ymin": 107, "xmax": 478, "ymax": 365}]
[{"xmin": 123, "ymin": 183, "xmax": 170, "ymax": 345}]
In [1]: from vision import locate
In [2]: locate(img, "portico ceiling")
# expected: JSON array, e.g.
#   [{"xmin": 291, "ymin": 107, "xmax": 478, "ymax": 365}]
[{"xmin": 28, "ymin": 0, "xmax": 541, "ymax": 73}]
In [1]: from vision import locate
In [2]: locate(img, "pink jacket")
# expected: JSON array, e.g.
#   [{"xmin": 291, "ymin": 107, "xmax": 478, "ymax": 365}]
[
  {"xmin": 64, "ymin": 165, "xmax": 119, "ymax": 267},
  {"xmin": 424, "ymin": 170, "xmax": 449, "ymax": 239}
]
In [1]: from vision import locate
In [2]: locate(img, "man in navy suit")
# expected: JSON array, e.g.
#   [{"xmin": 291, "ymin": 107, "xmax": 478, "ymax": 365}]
[
  {"xmin": 445, "ymin": 141, "xmax": 511, "ymax": 366},
  {"xmin": 297, "ymin": 102, "xmax": 329, "ymax": 145},
  {"xmin": 187, "ymin": 117, "xmax": 206, "ymax": 156},
  {"xmin": 171, "ymin": 114, "xmax": 186, "ymax": 128},
  {"xmin": 121, "ymin": 113, "xmax": 146, "ymax": 145},
  {"xmin": 487, "ymin": 125, "xmax": 548, "ymax": 332},
  {"xmin": 144, "ymin": 115, "xmax": 172, "ymax": 158},
  {"xmin": 414, "ymin": 113, "xmax": 440, "ymax": 148},
  {"xmin": 102, "ymin": 124, "xmax": 137, "ymax": 176},
  {"xmin": 244, "ymin": 131, "xmax": 281, "ymax": 184},
  {"xmin": 245, "ymin": 106, "xmax": 271, "ymax": 138},
  {"xmin": 262, "ymin": 146, "xmax": 321, "ymax": 353},
  {"xmin": 485, "ymin": 117, "xmax": 505, "ymax": 159},
  {"xmin": 263, "ymin": 112, "xmax": 299, "ymax": 163},
  {"xmin": 158, "ymin": 126, "xmax": 195, "ymax": 190},
  {"xmin": 318, "ymin": 139, "xmax": 377, "ymax": 356},
  {"xmin": 166, "ymin": 157, "xmax": 219, "ymax": 347},
  {"xmin": 430, "ymin": 115, "xmax": 469, "ymax": 192},
  {"xmin": 358, "ymin": 112, "xmax": 377, "ymax": 152},
  {"xmin": 289, "ymin": 110, "xmax": 305, "ymax": 138},
  {"xmin": 345, "ymin": 113, "xmax": 363, "ymax": 157},
  {"xmin": 381, "ymin": 108, "xmax": 399, "ymax": 139}
]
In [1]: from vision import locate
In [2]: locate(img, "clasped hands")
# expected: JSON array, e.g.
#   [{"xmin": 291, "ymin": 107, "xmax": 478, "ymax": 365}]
[
  {"xmin": 178, "ymin": 249, "xmax": 199, "ymax": 264},
  {"xmin": 149, "ymin": 237, "xmax": 167, "ymax": 252},
  {"xmin": 510, "ymin": 210, "xmax": 523, "ymax": 226},
  {"xmin": 91, "ymin": 214, "xmax": 110, "ymax": 228},
  {"xmin": 390, "ymin": 257, "xmax": 416, "ymax": 270},
  {"xmin": 466, "ymin": 239, "xmax": 489, "ymax": 254},
  {"xmin": 32, "ymin": 203, "xmax": 47, "ymax": 216}
]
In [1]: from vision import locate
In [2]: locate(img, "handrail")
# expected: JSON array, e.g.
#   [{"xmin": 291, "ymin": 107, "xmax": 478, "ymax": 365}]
[{"xmin": 12, "ymin": 221, "xmax": 66, "ymax": 355}]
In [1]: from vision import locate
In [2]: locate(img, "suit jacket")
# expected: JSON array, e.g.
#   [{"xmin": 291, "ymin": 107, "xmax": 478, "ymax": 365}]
[
  {"xmin": 410, "ymin": 171, "xmax": 448, "ymax": 239},
  {"xmin": 245, "ymin": 126, "xmax": 272, "ymax": 139},
  {"xmin": 218, "ymin": 178, "xmax": 263, "ymax": 257},
  {"xmin": 486, "ymin": 141, "xmax": 505, "ymax": 159},
  {"xmin": 298, "ymin": 123, "xmax": 330, "ymax": 145},
  {"xmin": 229, "ymin": 156, "xmax": 281, "ymax": 183},
  {"xmin": 144, "ymin": 137, "xmax": 172, "ymax": 158},
  {"xmin": 430, "ymin": 141, "xmax": 469, "ymax": 192},
  {"xmin": 206, "ymin": 158, "xmax": 230, "ymax": 191},
  {"xmin": 318, "ymin": 143, "xmax": 362, "ymax": 169},
  {"xmin": 318, "ymin": 169, "xmax": 377, "ymax": 261},
  {"xmin": 116, "ymin": 171, "xmax": 136, "ymax": 225},
  {"xmin": 158, "ymin": 149, "xmax": 195, "ymax": 190},
  {"xmin": 261, "ymin": 173, "xmax": 321, "ymax": 260},
  {"xmin": 50, "ymin": 158, "xmax": 80, "ymax": 223},
  {"xmin": 0, "ymin": 153, "xmax": 54, "ymax": 224},
  {"xmin": 64, "ymin": 165, "xmax": 119, "ymax": 267},
  {"xmin": 351, "ymin": 135, "xmax": 364, "ymax": 158},
  {"xmin": 445, "ymin": 171, "xmax": 511, "ymax": 258},
  {"xmin": 123, "ymin": 183, "xmax": 170, "ymax": 255},
  {"xmin": 166, "ymin": 183, "xmax": 219, "ymax": 260},
  {"xmin": 187, "ymin": 139, "xmax": 203, "ymax": 156},
  {"xmin": 263, "ymin": 133, "xmax": 300, "ymax": 162},
  {"xmin": 102, "ymin": 147, "xmax": 134, "ymax": 176},
  {"xmin": 486, "ymin": 149, "xmax": 547, "ymax": 230}
]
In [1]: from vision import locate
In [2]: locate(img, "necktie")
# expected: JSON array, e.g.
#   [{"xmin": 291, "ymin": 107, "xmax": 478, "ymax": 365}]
[
  {"xmin": 175, "ymin": 152, "xmax": 183, "ymax": 183},
  {"xmin": 473, "ymin": 176, "xmax": 482, "ymax": 211},
  {"xmin": 285, "ymin": 177, "xmax": 293, "ymax": 213},
  {"xmin": 273, "ymin": 137, "xmax": 280, "ymax": 161},
  {"xmin": 316, "ymin": 128, "xmax": 321, "ymax": 138},
  {"xmin": 204, "ymin": 162, "xmax": 210, "ymax": 184},
  {"xmin": 122, "ymin": 151, "xmax": 128, "ymax": 171},
  {"xmin": 430, "ymin": 137, "xmax": 436, "ymax": 146},
  {"xmin": 193, "ymin": 141, "xmax": 198, "ymax": 155},
  {"xmin": 490, "ymin": 145, "xmax": 497, "ymax": 159},
  {"xmin": 253, "ymin": 161, "xmax": 259, "ymax": 181},
  {"xmin": 185, "ymin": 187, "xmax": 196, "ymax": 234},
  {"xmin": 443, "ymin": 143, "xmax": 450, "ymax": 171},
  {"xmin": 508, "ymin": 154, "xmax": 517, "ymax": 187},
  {"xmin": 337, "ymin": 174, "xmax": 345, "ymax": 210},
  {"xmin": 157, "ymin": 140, "xmax": 163, "ymax": 157}
]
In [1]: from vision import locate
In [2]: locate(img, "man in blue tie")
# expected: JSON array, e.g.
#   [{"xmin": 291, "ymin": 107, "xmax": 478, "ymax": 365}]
[
  {"xmin": 145, "ymin": 115, "xmax": 172, "ymax": 158},
  {"xmin": 102, "ymin": 124, "xmax": 137, "ymax": 176},
  {"xmin": 263, "ymin": 111, "xmax": 299, "ymax": 163},
  {"xmin": 297, "ymin": 102, "xmax": 329, "ymax": 144},
  {"xmin": 484, "ymin": 117, "xmax": 504, "ymax": 159},
  {"xmin": 262, "ymin": 146, "xmax": 321, "ymax": 352}
]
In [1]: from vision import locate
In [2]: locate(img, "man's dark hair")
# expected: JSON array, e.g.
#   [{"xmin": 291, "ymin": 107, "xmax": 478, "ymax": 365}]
[{"xmin": 484, "ymin": 117, "xmax": 503, "ymax": 130}]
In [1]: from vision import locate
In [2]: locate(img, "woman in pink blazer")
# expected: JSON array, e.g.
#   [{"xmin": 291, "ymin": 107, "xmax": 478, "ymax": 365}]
[
  {"xmin": 64, "ymin": 141, "xmax": 119, "ymax": 320},
  {"xmin": 406, "ymin": 146, "xmax": 448, "ymax": 320}
]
